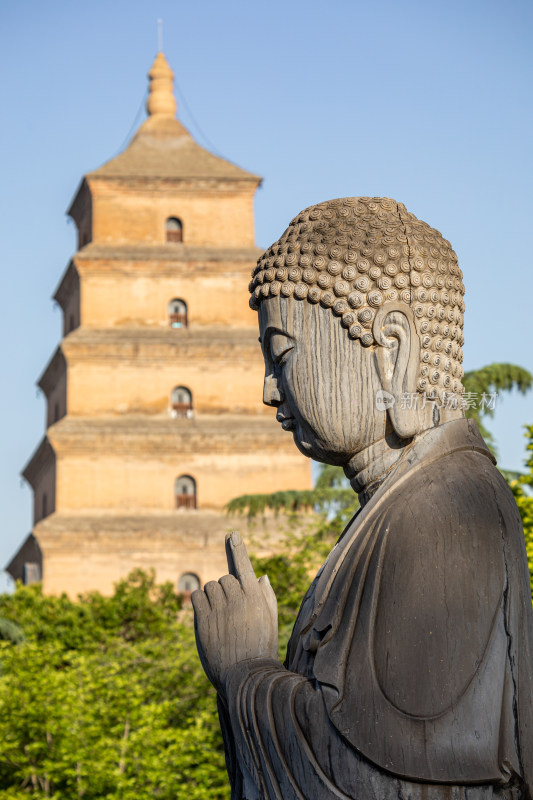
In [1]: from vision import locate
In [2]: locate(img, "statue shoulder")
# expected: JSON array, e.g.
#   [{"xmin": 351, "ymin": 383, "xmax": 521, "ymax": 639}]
[{"xmin": 373, "ymin": 447, "xmax": 508, "ymax": 718}]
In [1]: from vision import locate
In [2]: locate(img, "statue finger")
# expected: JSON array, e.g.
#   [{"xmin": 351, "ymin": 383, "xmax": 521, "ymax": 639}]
[
  {"xmin": 191, "ymin": 588, "xmax": 209, "ymax": 618},
  {"xmin": 259, "ymin": 574, "xmax": 278, "ymax": 612},
  {"xmin": 204, "ymin": 580, "xmax": 225, "ymax": 610},
  {"xmin": 225, "ymin": 531, "xmax": 256, "ymax": 584},
  {"xmin": 219, "ymin": 573, "xmax": 243, "ymax": 601}
]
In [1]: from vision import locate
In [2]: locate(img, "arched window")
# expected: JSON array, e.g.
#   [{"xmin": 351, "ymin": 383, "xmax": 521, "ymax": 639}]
[
  {"xmin": 42, "ymin": 493, "xmax": 48, "ymax": 518},
  {"xmin": 166, "ymin": 217, "xmax": 183, "ymax": 243},
  {"xmin": 174, "ymin": 475, "xmax": 196, "ymax": 510},
  {"xmin": 170, "ymin": 386, "xmax": 193, "ymax": 418},
  {"xmin": 23, "ymin": 562, "xmax": 41, "ymax": 585},
  {"xmin": 178, "ymin": 572, "xmax": 201, "ymax": 594},
  {"xmin": 168, "ymin": 298, "xmax": 188, "ymax": 328}
]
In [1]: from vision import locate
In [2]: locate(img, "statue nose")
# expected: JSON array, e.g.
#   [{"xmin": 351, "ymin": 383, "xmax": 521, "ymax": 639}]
[{"xmin": 263, "ymin": 374, "xmax": 284, "ymax": 406}]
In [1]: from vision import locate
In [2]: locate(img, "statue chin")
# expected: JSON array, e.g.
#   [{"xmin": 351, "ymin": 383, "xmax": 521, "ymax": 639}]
[
  {"xmin": 293, "ymin": 435, "xmax": 313, "ymax": 457},
  {"xmin": 292, "ymin": 427, "xmax": 353, "ymax": 467},
  {"xmin": 291, "ymin": 426, "xmax": 321, "ymax": 459}
]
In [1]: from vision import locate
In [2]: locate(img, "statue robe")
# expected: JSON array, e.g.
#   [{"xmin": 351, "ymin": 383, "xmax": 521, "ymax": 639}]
[{"xmin": 221, "ymin": 419, "xmax": 533, "ymax": 800}]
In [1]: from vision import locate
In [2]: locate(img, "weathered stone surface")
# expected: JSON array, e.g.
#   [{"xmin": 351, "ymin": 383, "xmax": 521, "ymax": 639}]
[{"xmin": 193, "ymin": 198, "xmax": 533, "ymax": 798}]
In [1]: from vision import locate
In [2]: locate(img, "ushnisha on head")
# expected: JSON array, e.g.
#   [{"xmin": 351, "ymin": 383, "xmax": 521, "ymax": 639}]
[{"xmin": 250, "ymin": 196, "xmax": 465, "ymax": 401}]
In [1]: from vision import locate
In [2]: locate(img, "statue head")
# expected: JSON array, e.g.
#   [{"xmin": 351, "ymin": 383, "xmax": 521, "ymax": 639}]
[{"xmin": 250, "ymin": 197, "xmax": 466, "ymax": 467}]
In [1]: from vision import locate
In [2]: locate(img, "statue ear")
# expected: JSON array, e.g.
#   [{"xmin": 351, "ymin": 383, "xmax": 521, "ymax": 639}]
[{"xmin": 372, "ymin": 303, "xmax": 421, "ymax": 439}]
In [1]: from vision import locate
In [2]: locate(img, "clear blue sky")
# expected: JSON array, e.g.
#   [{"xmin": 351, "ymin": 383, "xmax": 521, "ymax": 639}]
[{"xmin": 1, "ymin": 0, "xmax": 532, "ymax": 589}]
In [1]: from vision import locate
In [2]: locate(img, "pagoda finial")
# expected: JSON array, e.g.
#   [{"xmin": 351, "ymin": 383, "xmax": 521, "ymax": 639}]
[{"xmin": 146, "ymin": 52, "xmax": 176, "ymax": 119}]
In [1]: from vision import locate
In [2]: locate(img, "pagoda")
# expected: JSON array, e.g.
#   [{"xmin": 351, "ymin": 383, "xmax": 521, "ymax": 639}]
[{"xmin": 7, "ymin": 53, "xmax": 311, "ymax": 596}]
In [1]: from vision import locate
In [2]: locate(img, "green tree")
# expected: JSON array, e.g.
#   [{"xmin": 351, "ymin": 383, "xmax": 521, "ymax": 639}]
[
  {"xmin": 462, "ymin": 363, "xmax": 532, "ymax": 446},
  {"xmin": 0, "ymin": 617, "xmax": 24, "ymax": 643},
  {"xmin": 0, "ymin": 571, "xmax": 229, "ymax": 799},
  {"xmin": 508, "ymin": 425, "xmax": 533, "ymax": 597}
]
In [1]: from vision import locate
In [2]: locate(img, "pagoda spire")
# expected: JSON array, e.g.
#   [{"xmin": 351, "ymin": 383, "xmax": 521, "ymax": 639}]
[{"xmin": 146, "ymin": 52, "xmax": 177, "ymax": 119}]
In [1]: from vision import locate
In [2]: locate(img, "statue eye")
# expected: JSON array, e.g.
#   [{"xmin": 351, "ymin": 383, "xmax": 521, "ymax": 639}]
[{"xmin": 270, "ymin": 333, "xmax": 294, "ymax": 365}]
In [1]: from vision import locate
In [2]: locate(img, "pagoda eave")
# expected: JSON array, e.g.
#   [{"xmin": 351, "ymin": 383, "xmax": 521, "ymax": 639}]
[
  {"xmin": 74, "ymin": 243, "xmax": 263, "ymax": 266},
  {"xmin": 46, "ymin": 415, "xmax": 294, "ymax": 455},
  {"xmin": 86, "ymin": 173, "xmax": 261, "ymax": 189},
  {"xmin": 22, "ymin": 437, "xmax": 55, "ymax": 488},
  {"xmin": 37, "ymin": 347, "xmax": 66, "ymax": 395},
  {"xmin": 53, "ymin": 262, "xmax": 79, "ymax": 309},
  {"xmin": 28, "ymin": 509, "xmax": 285, "ymax": 541},
  {"xmin": 60, "ymin": 326, "xmax": 262, "ymax": 360}
]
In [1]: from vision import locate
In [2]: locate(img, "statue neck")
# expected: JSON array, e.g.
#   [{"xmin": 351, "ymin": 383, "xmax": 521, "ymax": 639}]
[{"xmin": 344, "ymin": 432, "xmax": 412, "ymax": 507}]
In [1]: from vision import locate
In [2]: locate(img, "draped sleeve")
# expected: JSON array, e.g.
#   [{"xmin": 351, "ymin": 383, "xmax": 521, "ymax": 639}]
[{"xmin": 220, "ymin": 424, "xmax": 533, "ymax": 798}]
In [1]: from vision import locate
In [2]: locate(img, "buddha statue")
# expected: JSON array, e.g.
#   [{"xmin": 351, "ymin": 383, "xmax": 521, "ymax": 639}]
[{"xmin": 192, "ymin": 198, "xmax": 533, "ymax": 799}]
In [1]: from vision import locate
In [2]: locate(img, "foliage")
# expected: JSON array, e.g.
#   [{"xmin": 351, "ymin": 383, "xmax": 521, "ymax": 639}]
[
  {"xmin": 225, "ymin": 489, "xmax": 318, "ymax": 516},
  {"xmin": 0, "ymin": 570, "xmax": 229, "ymax": 799},
  {"xmin": 0, "ymin": 544, "xmax": 351, "ymax": 797},
  {"xmin": 462, "ymin": 363, "xmax": 532, "ymax": 446},
  {"xmin": 508, "ymin": 425, "xmax": 533, "ymax": 597},
  {"xmin": 226, "ymin": 457, "xmax": 357, "ymax": 525},
  {"xmin": 0, "ymin": 617, "xmax": 24, "ymax": 644},
  {"xmin": 462, "ymin": 363, "xmax": 532, "ymax": 401}
]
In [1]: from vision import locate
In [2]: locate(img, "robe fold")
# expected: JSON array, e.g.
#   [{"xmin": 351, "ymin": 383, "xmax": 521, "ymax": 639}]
[{"xmin": 222, "ymin": 420, "xmax": 533, "ymax": 800}]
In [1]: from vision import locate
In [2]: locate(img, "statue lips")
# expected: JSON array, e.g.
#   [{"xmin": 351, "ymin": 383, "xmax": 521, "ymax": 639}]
[{"xmin": 276, "ymin": 410, "xmax": 296, "ymax": 431}]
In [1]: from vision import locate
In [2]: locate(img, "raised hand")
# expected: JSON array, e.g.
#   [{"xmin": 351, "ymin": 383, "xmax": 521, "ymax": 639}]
[{"xmin": 192, "ymin": 531, "xmax": 278, "ymax": 695}]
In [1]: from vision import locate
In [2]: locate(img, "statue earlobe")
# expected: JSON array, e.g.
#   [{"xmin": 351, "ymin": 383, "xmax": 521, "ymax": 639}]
[{"xmin": 372, "ymin": 303, "xmax": 421, "ymax": 439}]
